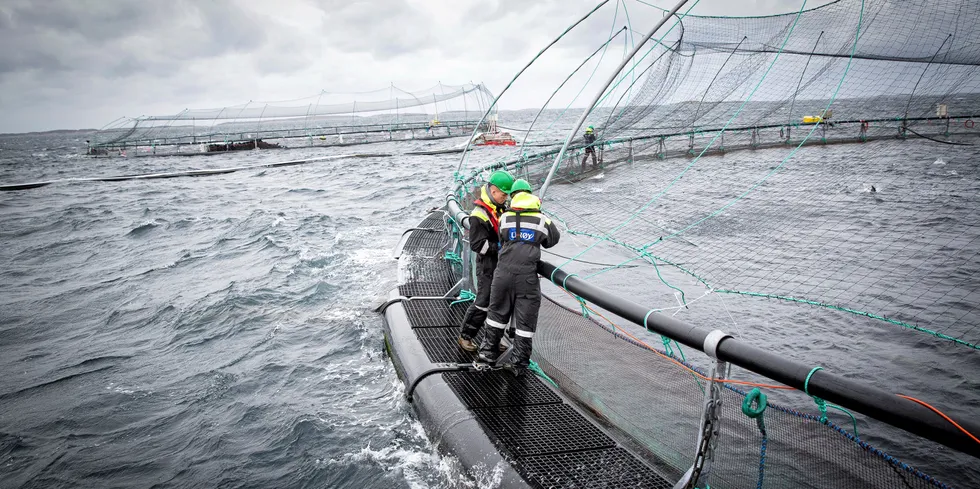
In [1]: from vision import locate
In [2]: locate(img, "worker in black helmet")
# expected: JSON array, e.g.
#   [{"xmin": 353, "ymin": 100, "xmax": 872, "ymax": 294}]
[
  {"xmin": 478, "ymin": 191, "xmax": 560, "ymax": 375},
  {"xmin": 458, "ymin": 170, "xmax": 514, "ymax": 352}
]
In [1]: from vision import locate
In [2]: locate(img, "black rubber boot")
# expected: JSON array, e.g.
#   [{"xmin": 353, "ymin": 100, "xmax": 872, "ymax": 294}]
[
  {"xmin": 510, "ymin": 336, "xmax": 533, "ymax": 370},
  {"xmin": 459, "ymin": 306, "xmax": 487, "ymax": 340},
  {"xmin": 477, "ymin": 326, "xmax": 506, "ymax": 364}
]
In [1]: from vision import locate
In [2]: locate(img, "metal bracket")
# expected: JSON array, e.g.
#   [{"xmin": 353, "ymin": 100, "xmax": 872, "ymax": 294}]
[{"xmin": 675, "ymin": 337, "xmax": 729, "ymax": 489}]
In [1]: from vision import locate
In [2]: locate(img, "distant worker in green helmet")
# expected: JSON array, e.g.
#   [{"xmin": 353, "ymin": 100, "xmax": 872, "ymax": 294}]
[
  {"xmin": 458, "ymin": 170, "xmax": 514, "ymax": 352},
  {"xmin": 478, "ymin": 191, "xmax": 560, "ymax": 376},
  {"xmin": 582, "ymin": 125, "xmax": 598, "ymax": 171}
]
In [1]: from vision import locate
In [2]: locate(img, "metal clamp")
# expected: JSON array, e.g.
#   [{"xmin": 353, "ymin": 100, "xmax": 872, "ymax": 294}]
[{"xmin": 703, "ymin": 329, "xmax": 732, "ymax": 360}]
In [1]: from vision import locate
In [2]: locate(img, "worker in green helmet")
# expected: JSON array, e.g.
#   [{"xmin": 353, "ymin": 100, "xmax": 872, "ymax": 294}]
[
  {"xmin": 510, "ymin": 178, "xmax": 532, "ymax": 196},
  {"xmin": 458, "ymin": 170, "xmax": 514, "ymax": 352},
  {"xmin": 582, "ymin": 125, "xmax": 598, "ymax": 171},
  {"xmin": 478, "ymin": 191, "xmax": 560, "ymax": 376}
]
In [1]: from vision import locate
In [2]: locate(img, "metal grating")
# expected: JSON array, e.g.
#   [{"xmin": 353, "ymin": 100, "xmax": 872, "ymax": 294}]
[
  {"xmin": 443, "ymin": 370, "xmax": 561, "ymax": 408},
  {"xmin": 398, "ymin": 281, "xmax": 454, "ymax": 297},
  {"xmin": 403, "ymin": 299, "xmax": 467, "ymax": 328},
  {"xmin": 417, "ymin": 212, "xmax": 445, "ymax": 229},
  {"xmin": 402, "ymin": 256, "xmax": 458, "ymax": 290},
  {"xmin": 472, "ymin": 403, "xmax": 616, "ymax": 458},
  {"xmin": 520, "ymin": 448, "xmax": 672, "ymax": 489},
  {"xmin": 418, "ymin": 336, "xmax": 476, "ymax": 363},
  {"xmin": 412, "ymin": 326, "xmax": 459, "ymax": 339},
  {"xmin": 403, "ymin": 230, "xmax": 449, "ymax": 255}
]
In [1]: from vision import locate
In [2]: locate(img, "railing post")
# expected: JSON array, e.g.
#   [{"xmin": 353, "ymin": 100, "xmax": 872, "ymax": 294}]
[{"xmin": 675, "ymin": 330, "xmax": 731, "ymax": 489}]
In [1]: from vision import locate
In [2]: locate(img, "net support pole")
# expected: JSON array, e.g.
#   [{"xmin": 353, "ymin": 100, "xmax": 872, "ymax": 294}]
[
  {"xmin": 539, "ymin": 0, "xmax": 691, "ymax": 200},
  {"xmin": 519, "ymin": 27, "xmax": 627, "ymax": 156},
  {"xmin": 540, "ymin": 261, "xmax": 980, "ymax": 460}
]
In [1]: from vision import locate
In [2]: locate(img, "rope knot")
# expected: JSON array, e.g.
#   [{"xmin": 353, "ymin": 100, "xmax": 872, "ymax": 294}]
[
  {"xmin": 574, "ymin": 295, "xmax": 590, "ymax": 318},
  {"xmin": 450, "ymin": 289, "xmax": 476, "ymax": 307}
]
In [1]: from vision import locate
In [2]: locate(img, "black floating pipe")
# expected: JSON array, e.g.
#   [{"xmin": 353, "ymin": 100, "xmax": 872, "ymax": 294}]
[{"xmin": 539, "ymin": 260, "xmax": 980, "ymax": 460}]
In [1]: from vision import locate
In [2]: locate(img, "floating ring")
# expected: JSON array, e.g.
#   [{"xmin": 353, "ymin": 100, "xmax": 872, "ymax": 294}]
[{"xmin": 966, "ymin": 119, "xmax": 975, "ymax": 128}]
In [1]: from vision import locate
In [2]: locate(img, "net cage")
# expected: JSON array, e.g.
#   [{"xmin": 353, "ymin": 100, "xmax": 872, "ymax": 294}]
[
  {"xmin": 443, "ymin": 0, "xmax": 980, "ymax": 487},
  {"xmin": 86, "ymin": 83, "xmax": 494, "ymax": 157}
]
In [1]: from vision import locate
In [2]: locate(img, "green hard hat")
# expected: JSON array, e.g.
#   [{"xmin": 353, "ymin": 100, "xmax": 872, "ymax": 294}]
[
  {"xmin": 488, "ymin": 170, "xmax": 514, "ymax": 193},
  {"xmin": 510, "ymin": 178, "xmax": 532, "ymax": 194}
]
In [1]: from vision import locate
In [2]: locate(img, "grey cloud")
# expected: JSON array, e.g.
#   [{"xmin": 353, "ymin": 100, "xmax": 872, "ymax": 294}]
[
  {"xmin": 310, "ymin": 0, "xmax": 434, "ymax": 59},
  {"xmin": 4, "ymin": 0, "xmax": 170, "ymax": 44}
]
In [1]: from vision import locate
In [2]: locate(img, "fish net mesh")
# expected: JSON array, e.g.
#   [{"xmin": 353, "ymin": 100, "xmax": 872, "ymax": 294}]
[
  {"xmin": 456, "ymin": 0, "xmax": 980, "ymax": 349},
  {"xmin": 533, "ymin": 296, "xmax": 958, "ymax": 488},
  {"xmin": 450, "ymin": 0, "xmax": 980, "ymax": 487}
]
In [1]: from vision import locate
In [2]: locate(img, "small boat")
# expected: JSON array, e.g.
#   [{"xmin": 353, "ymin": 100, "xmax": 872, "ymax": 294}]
[
  {"xmin": 472, "ymin": 131, "xmax": 517, "ymax": 146},
  {"xmin": 206, "ymin": 139, "xmax": 282, "ymax": 152}
]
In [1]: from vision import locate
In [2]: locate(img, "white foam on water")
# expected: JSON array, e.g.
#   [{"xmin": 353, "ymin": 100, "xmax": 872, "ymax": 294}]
[
  {"xmin": 348, "ymin": 248, "xmax": 390, "ymax": 266},
  {"xmin": 326, "ymin": 419, "xmax": 469, "ymax": 489},
  {"xmin": 934, "ymin": 157, "xmax": 947, "ymax": 165}
]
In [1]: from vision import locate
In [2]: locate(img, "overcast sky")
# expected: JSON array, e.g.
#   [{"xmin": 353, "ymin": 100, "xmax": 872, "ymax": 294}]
[{"xmin": 0, "ymin": 0, "xmax": 804, "ymax": 133}]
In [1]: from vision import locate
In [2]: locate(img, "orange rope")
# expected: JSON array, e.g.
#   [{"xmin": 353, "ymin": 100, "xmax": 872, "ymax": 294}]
[
  {"xmin": 561, "ymin": 289, "xmax": 794, "ymax": 390},
  {"xmin": 897, "ymin": 394, "xmax": 980, "ymax": 446}
]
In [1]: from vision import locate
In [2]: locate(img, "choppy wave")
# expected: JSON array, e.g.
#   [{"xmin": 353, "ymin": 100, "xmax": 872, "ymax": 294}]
[{"xmin": 0, "ymin": 133, "xmax": 480, "ymax": 488}]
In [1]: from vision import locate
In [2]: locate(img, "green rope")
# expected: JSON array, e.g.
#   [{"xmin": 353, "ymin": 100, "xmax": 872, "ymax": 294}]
[
  {"xmin": 450, "ymin": 289, "xmax": 476, "ymax": 307},
  {"xmin": 661, "ymin": 335, "xmax": 674, "ymax": 357},
  {"xmin": 804, "ymin": 366, "xmax": 829, "ymax": 423},
  {"xmin": 574, "ymin": 295, "xmax": 590, "ymax": 318},
  {"xmin": 742, "ymin": 387, "xmax": 768, "ymax": 419},
  {"xmin": 642, "ymin": 251, "xmax": 687, "ymax": 307},
  {"xmin": 741, "ymin": 388, "xmax": 768, "ymax": 489},
  {"xmin": 804, "ymin": 366, "xmax": 860, "ymax": 438},
  {"xmin": 529, "ymin": 360, "xmax": 558, "ymax": 388},
  {"xmin": 444, "ymin": 250, "xmax": 463, "ymax": 266}
]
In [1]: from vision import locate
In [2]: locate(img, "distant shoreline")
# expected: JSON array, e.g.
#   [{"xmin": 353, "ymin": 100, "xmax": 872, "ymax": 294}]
[{"xmin": 0, "ymin": 128, "xmax": 98, "ymax": 138}]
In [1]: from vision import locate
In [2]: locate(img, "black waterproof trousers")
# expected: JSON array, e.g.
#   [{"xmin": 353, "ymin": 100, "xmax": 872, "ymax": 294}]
[
  {"xmin": 478, "ymin": 268, "xmax": 540, "ymax": 368},
  {"xmin": 581, "ymin": 147, "xmax": 597, "ymax": 170},
  {"xmin": 459, "ymin": 254, "xmax": 497, "ymax": 340}
]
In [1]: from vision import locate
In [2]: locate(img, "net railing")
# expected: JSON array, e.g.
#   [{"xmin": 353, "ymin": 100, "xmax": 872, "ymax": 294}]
[{"xmin": 87, "ymin": 83, "xmax": 493, "ymax": 157}]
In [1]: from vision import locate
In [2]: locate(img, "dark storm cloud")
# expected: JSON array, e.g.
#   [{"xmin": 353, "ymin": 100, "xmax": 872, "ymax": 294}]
[{"xmin": 0, "ymin": 0, "xmax": 269, "ymax": 78}]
